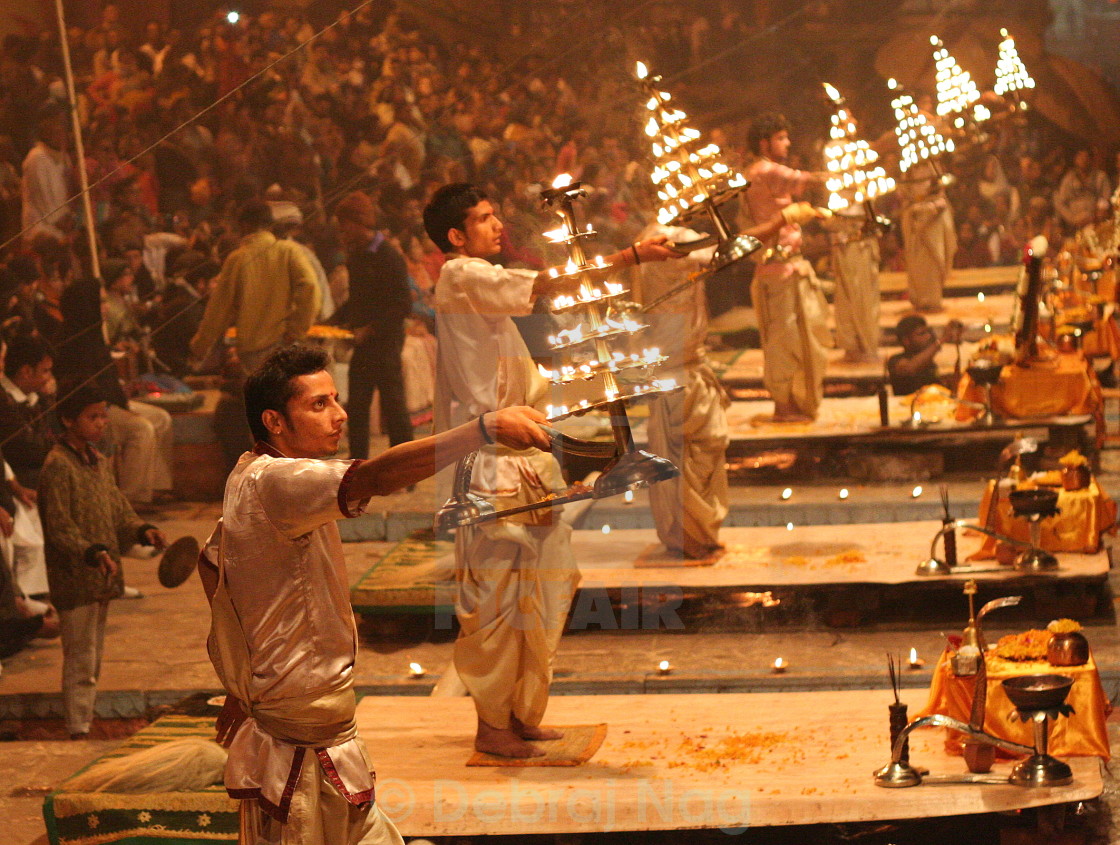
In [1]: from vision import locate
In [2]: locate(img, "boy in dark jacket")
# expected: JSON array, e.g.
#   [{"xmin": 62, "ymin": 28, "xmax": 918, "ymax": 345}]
[{"xmin": 38, "ymin": 383, "xmax": 167, "ymax": 738}]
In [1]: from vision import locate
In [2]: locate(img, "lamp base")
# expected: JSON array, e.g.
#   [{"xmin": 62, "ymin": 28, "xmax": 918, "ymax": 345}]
[
  {"xmin": 915, "ymin": 557, "xmax": 953, "ymax": 577},
  {"xmin": 873, "ymin": 760, "xmax": 923, "ymax": 788},
  {"xmin": 1015, "ymin": 547, "xmax": 1059, "ymax": 573},
  {"xmin": 594, "ymin": 449, "xmax": 679, "ymax": 499},
  {"xmin": 435, "ymin": 493, "xmax": 497, "ymax": 533},
  {"xmin": 1008, "ymin": 753, "xmax": 1073, "ymax": 788},
  {"xmin": 710, "ymin": 234, "xmax": 762, "ymax": 271}
]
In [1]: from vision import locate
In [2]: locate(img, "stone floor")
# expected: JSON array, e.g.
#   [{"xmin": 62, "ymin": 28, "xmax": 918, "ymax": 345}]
[{"xmin": 2, "ymin": 437, "xmax": 1118, "ymax": 843}]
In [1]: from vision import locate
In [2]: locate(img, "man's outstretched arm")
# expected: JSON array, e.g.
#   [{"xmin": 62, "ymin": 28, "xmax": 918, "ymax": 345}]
[{"xmin": 347, "ymin": 405, "xmax": 552, "ymax": 498}]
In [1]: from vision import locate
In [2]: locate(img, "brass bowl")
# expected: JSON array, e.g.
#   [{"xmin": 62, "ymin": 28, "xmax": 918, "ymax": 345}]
[
  {"xmin": 1002, "ymin": 674, "xmax": 1074, "ymax": 711},
  {"xmin": 1008, "ymin": 487, "xmax": 1059, "ymax": 518},
  {"xmin": 966, "ymin": 361, "xmax": 1003, "ymax": 387}
]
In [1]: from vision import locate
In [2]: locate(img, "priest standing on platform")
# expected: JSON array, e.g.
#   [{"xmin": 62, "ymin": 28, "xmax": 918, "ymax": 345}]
[
  {"xmin": 827, "ymin": 207, "xmax": 882, "ymax": 364},
  {"xmin": 898, "ymin": 96, "xmax": 956, "ymax": 313},
  {"xmin": 744, "ymin": 113, "xmax": 829, "ymax": 421},
  {"xmin": 639, "ymin": 205, "xmax": 819, "ymax": 558},
  {"xmin": 424, "ymin": 182, "xmax": 679, "ymax": 757},
  {"xmin": 198, "ymin": 344, "xmax": 553, "ymax": 842}
]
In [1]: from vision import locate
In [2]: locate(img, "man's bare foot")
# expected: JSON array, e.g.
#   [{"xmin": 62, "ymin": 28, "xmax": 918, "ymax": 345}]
[
  {"xmin": 770, "ymin": 412, "xmax": 814, "ymax": 423},
  {"xmin": 476, "ymin": 718, "xmax": 545, "ymax": 758},
  {"xmin": 770, "ymin": 403, "xmax": 815, "ymax": 424},
  {"xmin": 683, "ymin": 537, "xmax": 725, "ymax": 560},
  {"xmin": 512, "ymin": 715, "xmax": 564, "ymax": 741}
]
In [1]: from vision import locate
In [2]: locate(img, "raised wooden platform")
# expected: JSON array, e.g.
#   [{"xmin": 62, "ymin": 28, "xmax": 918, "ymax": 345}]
[
  {"xmin": 879, "ymin": 265, "xmax": 1020, "ymax": 297},
  {"xmin": 581, "ymin": 394, "xmax": 1091, "ymax": 459},
  {"xmin": 356, "ymin": 690, "xmax": 1100, "ymax": 836},
  {"xmin": 713, "ymin": 342, "xmax": 980, "ymax": 392},
  {"xmin": 45, "ymin": 689, "xmax": 1102, "ymax": 841},
  {"xmin": 708, "ymin": 294, "xmax": 1015, "ymax": 346},
  {"xmin": 350, "ymin": 522, "xmax": 1111, "ymax": 626}
]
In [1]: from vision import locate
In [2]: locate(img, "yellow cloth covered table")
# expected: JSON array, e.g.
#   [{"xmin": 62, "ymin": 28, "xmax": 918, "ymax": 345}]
[
  {"xmin": 916, "ymin": 650, "xmax": 1110, "ymax": 760},
  {"xmin": 1040, "ymin": 306, "xmax": 1120, "ymax": 360},
  {"xmin": 957, "ymin": 351, "xmax": 1101, "ymax": 419},
  {"xmin": 969, "ymin": 479, "xmax": 1117, "ymax": 559}
]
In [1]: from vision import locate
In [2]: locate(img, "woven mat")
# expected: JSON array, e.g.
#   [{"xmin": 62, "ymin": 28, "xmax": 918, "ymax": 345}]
[
  {"xmin": 467, "ymin": 724, "xmax": 607, "ymax": 767},
  {"xmin": 49, "ymin": 715, "xmax": 238, "ymax": 844},
  {"xmin": 350, "ymin": 531, "xmax": 455, "ymax": 611}
]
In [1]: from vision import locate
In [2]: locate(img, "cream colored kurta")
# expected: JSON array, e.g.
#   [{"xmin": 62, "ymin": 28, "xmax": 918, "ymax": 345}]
[
  {"xmin": 899, "ymin": 166, "xmax": 956, "ymax": 312},
  {"xmin": 828, "ymin": 211, "xmax": 881, "ymax": 361},
  {"xmin": 433, "ymin": 256, "xmax": 578, "ymax": 730},
  {"xmin": 745, "ymin": 158, "xmax": 830, "ymax": 418},
  {"xmin": 203, "ymin": 446, "xmax": 401, "ymax": 844},
  {"xmin": 638, "ymin": 224, "xmax": 729, "ymax": 555}
]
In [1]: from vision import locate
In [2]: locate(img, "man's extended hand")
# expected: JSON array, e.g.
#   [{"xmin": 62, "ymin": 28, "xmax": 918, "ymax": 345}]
[
  {"xmin": 635, "ymin": 234, "xmax": 685, "ymax": 263},
  {"xmin": 781, "ymin": 202, "xmax": 828, "ymax": 227},
  {"xmin": 487, "ymin": 406, "xmax": 552, "ymax": 451},
  {"xmin": 941, "ymin": 319, "xmax": 964, "ymax": 346},
  {"xmin": 96, "ymin": 550, "xmax": 118, "ymax": 578},
  {"xmin": 144, "ymin": 527, "xmax": 169, "ymax": 551}
]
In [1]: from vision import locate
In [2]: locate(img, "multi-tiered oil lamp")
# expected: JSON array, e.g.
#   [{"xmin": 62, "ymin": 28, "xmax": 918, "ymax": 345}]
[
  {"xmin": 992, "ymin": 28, "xmax": 1035, "ymax": 111},
  {"xmin": 435, "ymin": 175, "xmax": 680, "ymax": 531},
  {"xmin": 538, "ymin": 174, "xmax": 680, "ymax": 495},
  {"xmin": 635, "ymin": 61, "xmax": 760, "ymax": 270},
  {"xmin": 931, "ymin": 36, "xmax": 990, "ymax": 145},
  {"xmin": 822, "ymin": 82, "xmax": 895, "ymax": 235},
  {"xmin": 889, "ymin": 77, "xmax": 954, "ymax": 181}
]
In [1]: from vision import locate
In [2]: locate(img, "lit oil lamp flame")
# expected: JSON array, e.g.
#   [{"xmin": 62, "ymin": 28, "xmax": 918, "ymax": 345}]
[
  {"xmin": 908, "ymin": 648, "xmax": 925, "ymax": 669},
  {"xmin": 636, "ymin": 61, "xmax": 648, "ymax": 80},
  {"xmin": 657, "ymin": 659, "xmax": 671, "ymax": 674},
  {"xmin": 408, "ymin": 662, "xmax": 425, "ymax": 678},
  {"xmin": 772, "ymin": 657, "xmax": 787, "ymax": 673},
  {"xmin": 552, "ymin": 173, "xmax": 573, "ymax": 190},
  {"xmin": 823, "ymin": 82, "xmax": 842, "ymax": 103},
  {"xmin": 543, "ymin": 227, "xmax": 567, "ymax": 242}
]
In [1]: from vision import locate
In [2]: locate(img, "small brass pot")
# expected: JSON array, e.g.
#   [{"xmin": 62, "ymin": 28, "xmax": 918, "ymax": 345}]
[
  {"xmin": 1047, "ymin": 631, "xmax": 1090, "ymax": 666},
  {"xmin": 1061, "ymin": 464, "xmax": 1091, "ymax": 491}
]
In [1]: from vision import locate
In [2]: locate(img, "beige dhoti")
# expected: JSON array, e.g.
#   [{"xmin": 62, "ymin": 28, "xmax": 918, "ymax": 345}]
[
  {"xmin": 646, "ymin": 362, "xmax": 729, "ymax": 555},
  {"xmin": 751, "ymin": 259, "xmax": 830, "ymax": 418},
  {"xmin": 241, "ymin": 765, "xmax": 403, "ymax": 845},
  {"xmin": 901, "ymin": 199, "xmax": 956, "ymax": 312},
  {"xmin": 454, "ymin": 516, "xmax": 579, "ymax": 730},
  {"xmin": 831, "ymin": 237, "xmax": 881, "ymax": 361}
]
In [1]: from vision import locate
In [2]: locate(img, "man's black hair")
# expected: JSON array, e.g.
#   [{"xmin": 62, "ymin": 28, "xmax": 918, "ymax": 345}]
[
  {"xmin": 243, "ymin": 344, "xmax": 330, "ymax": 444},
  {"xmin": 4, "ymin": 333, "xmax": 51, "ymax": 380},
  {"xmin": 237, "ymin": 199, "xmax": 275, "ymax": 234},
  {"xmin": 56, "ymin": 381, "xmax": 105, "ymax": 423},
  {"xmin": 895, "ymin": 314, "xmax": 928, "ymax": 341},
  {"xmin": 422, "ymin": 182, "xmax": 488, "ymax": 253},
  {"xmin": 748, "ymin": 112, "xmax": 791, "ymax": 156}
]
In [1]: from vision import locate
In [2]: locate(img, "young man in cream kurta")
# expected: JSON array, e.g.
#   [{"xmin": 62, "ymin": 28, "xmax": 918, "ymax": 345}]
[
  {"xmin": 899, "ymin": 159, "xmax": 956, "ymax": 313},
  {"xmin": 639, "ymin": 205, "xmax": 821, "ymax": 558},
  {"xmin": 827, "ymin": 207, "xmax": 882, "ymax": 364},
  {"xmin": 425, "ymin": 182, "xmax": 679, "ymax": 758},
  {"xmin": 197, "ymin": 344, "xmax": 552, "ymax": 842},
  {"xmin": 744, "ymin": 113, "xmax": 830, "ymax": 422}
]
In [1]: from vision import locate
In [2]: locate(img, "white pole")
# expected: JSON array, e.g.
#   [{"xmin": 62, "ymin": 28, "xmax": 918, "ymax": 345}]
[{"xmin": 53, "ymin": 0, "xmax": 100, "ymax": 279}]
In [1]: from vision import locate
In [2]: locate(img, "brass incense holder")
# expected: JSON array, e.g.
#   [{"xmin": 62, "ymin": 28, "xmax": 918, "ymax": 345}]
[{"xmin": 874, "ymin": 593, "xmax": 1053, "ymax": 789}]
